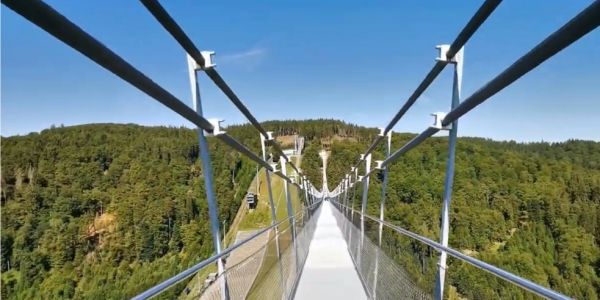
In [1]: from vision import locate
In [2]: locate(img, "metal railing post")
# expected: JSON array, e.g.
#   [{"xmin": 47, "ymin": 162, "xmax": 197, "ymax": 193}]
[
  {"xmin": 347, "ymin": 175, "xmax": 355, "ymax": 249},
  {"xmin": 373, "ymin": 129, "xmax": 392, "ymax": 300},
  {"xmin": 342, "ymin": 177, "xmax": 349, "ymax": 233},
  {"xmin": 344, "ymin": 176, "xmax": 350, "ymax": 215},
  {"xmin": 280, "ymin": 156, "xmax": 295, "ymax": 234},
  {"xmin": 378, "ymin": 130, "xmax": 392, "ymax": 246},
  {"xmin": 259, "ymin": 132, "xmax": 288, "ymax": 299},
  {"xmin": 434, "ymin": 45, "xmax": 464, "ymax": 300},
  {"xmin": 303, "ymin": 176, "xmax": 310, "ymax": 206},
  {"xmin": 187, "ymin": 54, "xmax": 229, "ymax": 300},
  {"xmin": 350, "ymin": 167, "xmax": 358, "ymax": 223},
  {"xmin": 360, "ymin": 153, "xmax": 372, "ymax": 240},
  {"xmin": 300, "ymin": 178, "xmax": 309, "ymax": 201},
  {"xmin": 280, "ymin": 156, "xmax": 300, "ymax": 274},
  {"xmin": 357, "ymin": 153, "xmax": 371, "ymax": 270}
]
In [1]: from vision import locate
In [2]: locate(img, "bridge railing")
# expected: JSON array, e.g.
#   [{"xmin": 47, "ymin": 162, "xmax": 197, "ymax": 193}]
[
  {"xmin": 331, "ymin": 200, "xmax": 433, "ymax": 300},
  {"xmin": 331, "ymin": 200, "xmax": 572, "ymax": 299},
  {"xmin": 134, "ymin": 200, "xmax": 322, "ymax": 300},
  {"xmin": 4, "ymin": 0, "xmax": 600, "ymax": 299},
  {"xmin": 330, "ymin": 1, "xmax": 599, "ymax": 299},
  {"xmin": 2, "ymin": 0, "xmax": 323, "ymax": 299}
]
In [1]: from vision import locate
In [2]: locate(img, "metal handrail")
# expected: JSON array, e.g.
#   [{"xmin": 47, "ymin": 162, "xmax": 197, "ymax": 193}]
[
  {"xmin": 331, "ymin": 201, "xmax": 570, "ymax": 300},
  {"xmin": 132, "ymin": 199, "xmax": 323, "ymax": 300}
]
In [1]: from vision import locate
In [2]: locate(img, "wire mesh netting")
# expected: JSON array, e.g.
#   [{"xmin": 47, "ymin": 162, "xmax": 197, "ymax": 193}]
[
  {"xmin": 179, "ymin": 203, "xmax": 322, "ymax": 300},
  {"xmin": 331, "ymin": 202, "xmax": 433, "ymax": 300}
]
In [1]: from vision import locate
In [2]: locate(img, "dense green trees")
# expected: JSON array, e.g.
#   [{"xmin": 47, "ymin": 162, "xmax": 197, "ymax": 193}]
[
  {"xmin": 1, "ymin": 124, "xmax": 259, "ymax": 299},
  {"xmin": 1, "ymin": 120, "xmax": 599, "ymax": 299},
  {"xmin": 316, "ymin": 133, "xmax": 600, "ymax": 299}
]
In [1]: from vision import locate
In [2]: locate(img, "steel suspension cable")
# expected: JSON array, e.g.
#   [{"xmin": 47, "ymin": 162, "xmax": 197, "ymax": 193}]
[
  {"xmin": 359, "ymin": 0, "xmax": 600, "ymax": 178},
  {"xmin": 1, "ymin": 0, "xmax": 305, "ymax": 190},
  {"xmin": 339, "ymin": 0, "xmax": 599, "ymax": 192},
  {"xmin": 139, "ymin": 0, "xmax": 266, "ymax": 137},
  {"xmin": 140, "ymin": 0, "xmax": 304, "ymax": 178},
  {"xmin": 347, "ymin": 0, "xmax": 501, "ymax": 175},
  {"xmin": 1, "ymin": 0, "xmax": 215, "ymax": 132},
  {"xmin": 442, "ymin": 0, "xmax": 600, "ymax": 126}
]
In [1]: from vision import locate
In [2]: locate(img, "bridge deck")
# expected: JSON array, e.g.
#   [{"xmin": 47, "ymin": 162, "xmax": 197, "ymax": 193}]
[{"xmin": 294, "ymin": 201, "xmax": 367, "ymax": 300}]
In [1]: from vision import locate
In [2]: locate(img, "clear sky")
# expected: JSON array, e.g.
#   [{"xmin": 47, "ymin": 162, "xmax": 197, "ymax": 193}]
[{"xmin": 2, "ymin": 1, "xmax": 599, "ymax": 141}]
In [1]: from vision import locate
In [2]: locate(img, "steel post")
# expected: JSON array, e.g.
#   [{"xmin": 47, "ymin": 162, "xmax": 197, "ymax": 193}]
[
  {"xmin": 378, "ymin": 131, "xmax": 392, "ymax": 246},
  {"xmin": 281, "ymin": 156, "xmax": 295, "ymax": 234},
  {"xmin": 374, "ymin": 130, "xmax": 392, "ymax": 300},
  {"xmin": 358, "ymin": 154, "xmax": 371, "ymax": 269},
  {"xmin": 281, "ymin": 156, "xmax": 300, "ymax": 275},
  {"xmin": 360, "ymin": 153, "xmax": 372, "ymax": 240},
  {"xmin": 348, "ymin": 175, "xmax": 357, "ymax": 249},
  {"xmin": 259, "ymin": 133, "xmax": 288, "ymax": 298},
  {"xmin": 435, "ymin": 46, "xmax": 463, "ymax": 300},
  {"xmin": 350, "ymin": 167, "xmax": 358, "ymax": 223},
  {"xmin": 342, "ymin": 178, "xmax": 349, "ymax": 233},
  {"xmin": 343, "ymin": 177, "xmax": 349, "ymax": 215},
  {"xmin": 187, "ymin": 55, "xmax": 229, "ymax": 300},
  {"xmin": 303, "ymin": 177, "xmax": 310, "ymax": 206}
]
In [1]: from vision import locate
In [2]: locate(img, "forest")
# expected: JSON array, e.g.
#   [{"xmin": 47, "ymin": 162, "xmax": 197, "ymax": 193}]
[
  {"xmin": 300, "ymin": 121, "xmax": 600, "ymax": 299},
  {"xmin": 1, "ymin": 119, "xmax": 599, "ymax": 299}
]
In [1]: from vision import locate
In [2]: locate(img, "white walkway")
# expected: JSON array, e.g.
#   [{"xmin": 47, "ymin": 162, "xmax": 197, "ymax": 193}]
[{"xmin": 294, "ymin": 202, "xmax": 367, "ymax": 300}]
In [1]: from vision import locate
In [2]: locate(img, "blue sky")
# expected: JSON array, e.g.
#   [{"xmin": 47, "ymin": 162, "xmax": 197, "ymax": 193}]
[{"xmin": 2, "ymin": 1, "xmax": 599, "ymax": 141}]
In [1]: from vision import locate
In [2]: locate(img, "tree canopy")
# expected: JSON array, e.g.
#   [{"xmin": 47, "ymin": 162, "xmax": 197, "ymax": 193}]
[{"xmin": 2, "ymin": 120, "xmax": 599, "ymax": 299}]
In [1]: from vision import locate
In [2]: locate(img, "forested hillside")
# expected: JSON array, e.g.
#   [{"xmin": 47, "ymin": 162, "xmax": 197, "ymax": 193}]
[
  {"xmin": 1, "ymin": 124, "xmax": 262, "ymax": 299},
  {"xmin": 299, "ymin": 123, "xmax": 600, "ymax": 299},
  {"xmin": 1, "ymin": 120, "xmax": 599, "ymax": 299}
]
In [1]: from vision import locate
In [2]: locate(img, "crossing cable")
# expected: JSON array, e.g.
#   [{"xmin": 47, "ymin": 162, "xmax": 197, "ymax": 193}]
[
  {"xmin": 0, "ymin": 0, "xmax": 307, "ymax": 190},
  {"xmin": 140, "ymin": 0, "xmax": 303, "ymax": 177},
  {"xmin": 348, "ymin": 0, "xmax": 501, "ymax": 173},
  {"xmin": 363, "ymin": 0, "xmax": 600, "ymax": 177}
]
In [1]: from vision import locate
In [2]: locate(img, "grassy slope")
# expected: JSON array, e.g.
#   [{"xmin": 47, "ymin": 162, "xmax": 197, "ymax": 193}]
[
  {"xmin": 180, "ymin": 156, "xmax": 304, "ymax": 299},
  {"xmin": 244, "ymin": 156, "xmax": 305, "ymax": 299}
]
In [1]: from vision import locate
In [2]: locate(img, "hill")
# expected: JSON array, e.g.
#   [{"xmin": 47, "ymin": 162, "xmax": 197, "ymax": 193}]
[
  {"xmin": 302, "ymin": 125, "xmax": 600, "ymax": 299},
  {"xmin": 1, "ymin": 123, "xmax": 261, "ymax": 299},
  {"xmin": 1, "ymin": 120, "xmax": 599, "ymax": 299}
]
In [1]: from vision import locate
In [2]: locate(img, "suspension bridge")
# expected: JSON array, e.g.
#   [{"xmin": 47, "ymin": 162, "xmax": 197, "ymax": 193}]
[{"xmin": 3, "ymin": 0, "xmax": 599, "ymax": 299}]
